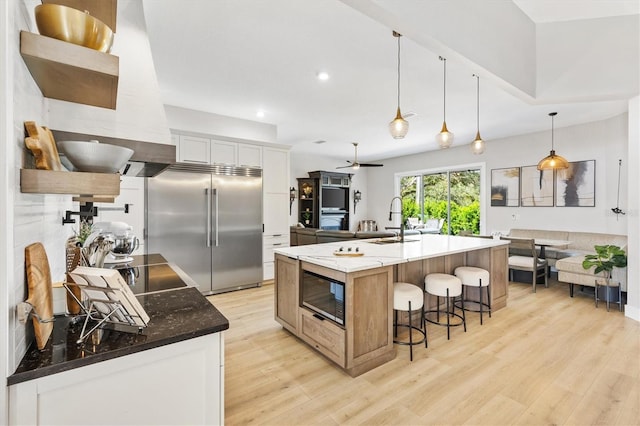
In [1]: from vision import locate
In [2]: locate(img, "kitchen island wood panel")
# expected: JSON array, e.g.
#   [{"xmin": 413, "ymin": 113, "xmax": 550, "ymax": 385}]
[
  {"xmin": 274, "ymin": 254, "xmax": 299, "ymax": 334},
  {"xmin": 275, "ymin": 254, "xmax": 395, "ymax": 377},
  {"xmin": 274, "ymin": 235, "xmax": 509, "ymax": 375}
]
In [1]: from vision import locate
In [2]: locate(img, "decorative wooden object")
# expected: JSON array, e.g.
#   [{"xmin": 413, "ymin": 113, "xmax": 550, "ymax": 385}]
[
  {"xmin": 24, "ymin": 121, "xmax": 64, "ymax": 171},
  {"xmin": 25, "ymin": 243, "xmax": 55, "ymax": 350}
]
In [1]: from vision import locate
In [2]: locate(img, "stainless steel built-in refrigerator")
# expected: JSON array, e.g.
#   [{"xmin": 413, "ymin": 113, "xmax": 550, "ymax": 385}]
[{"xmin": 146, "ymin": 163, "xmax": 263, "ymax": 294}]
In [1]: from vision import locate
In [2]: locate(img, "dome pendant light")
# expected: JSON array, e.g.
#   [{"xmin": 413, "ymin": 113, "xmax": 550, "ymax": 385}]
[
  {"xmin": 470, "ymin": 74, "xmax": 485, "ymax": 155},
  {"xmin": 435, "ymin": 56, "xmax": 454, "ymax": 148},
  {"xmin": 537, "ymin": 112, "xmax": 569, "ymax": 170},
  {"xmin": 389, "ymin": 31, "xmax": 409, "ymax": 139}
]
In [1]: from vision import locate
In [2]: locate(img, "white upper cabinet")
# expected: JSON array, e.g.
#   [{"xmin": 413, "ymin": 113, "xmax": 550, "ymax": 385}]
[
  {"xmin": 263, "ymin": 147, "xmax": 289, "ymax": 193},
  {"xmin": 238, "ymin": 144, "xmax": 263, "ymax": 168},
  {"xmin": 210, "ymin": 140, "xmax": 238, "ymax": 165},
  {"xmin": 178, "ymin": 135, "xmax": 210, "ymax": 164}
]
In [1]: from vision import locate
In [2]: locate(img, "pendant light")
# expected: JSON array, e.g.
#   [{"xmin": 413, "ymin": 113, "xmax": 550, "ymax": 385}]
[
  {"xmin": 435, "ymin": 56, "xmax": 453, "ymax": 148},
  {"xmin": 470, "ymin": 74, "xmax": 485, "ymax": 155},
  {"xmin": 537, "ymin": 112, "xmax": 569, "ymax": 170},
  {"xmin": 389, "ymin": 31, "xmax": 409, "ymax": 139}
]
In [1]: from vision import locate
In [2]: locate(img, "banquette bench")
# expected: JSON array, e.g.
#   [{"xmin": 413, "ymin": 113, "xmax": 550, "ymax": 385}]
[{"xmin": 508, "ymin": 228, "xmax": 628, "ymax": 294}]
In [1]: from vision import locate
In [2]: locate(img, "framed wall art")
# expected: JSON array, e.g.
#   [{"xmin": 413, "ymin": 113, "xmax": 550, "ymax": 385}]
[
  {"xmin": 520, "ymin": 165, "xmax": 554, "ymax": 207},
  {"xmin": 491, "ymin": 167, "xmax": 520, "ymax": 206},
  {"xmin": 555, "ymin": 160, "xmax": 595, "ymax": 207}
]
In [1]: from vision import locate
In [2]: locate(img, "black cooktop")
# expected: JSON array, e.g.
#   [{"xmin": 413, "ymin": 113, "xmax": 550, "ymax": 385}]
[{"xmin": 105, "ymin": 255, "xmax": 188, "ymax": 295}]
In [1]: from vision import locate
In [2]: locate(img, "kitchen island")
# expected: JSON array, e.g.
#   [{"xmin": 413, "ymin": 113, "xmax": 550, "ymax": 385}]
[
  {"xmin": 8, "ymin": 254, "xmax": 228, "ymax": 425},
  {"xmin": 274, "ymin": 234, "xmax": 509, "ymax": 376}
]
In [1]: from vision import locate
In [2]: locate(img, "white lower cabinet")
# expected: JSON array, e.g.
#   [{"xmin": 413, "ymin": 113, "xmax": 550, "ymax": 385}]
[
  {"xmin": 263, "ymin": 234, "xmax": 289, "ymax": 280},
  {"xmin": 9, "ymin": 333, "xmax": 224, "ymax": 425}
]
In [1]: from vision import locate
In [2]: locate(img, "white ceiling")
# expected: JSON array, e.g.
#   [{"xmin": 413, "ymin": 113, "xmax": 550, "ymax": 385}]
[{"xmin": 142, "ymin": 0, "xmax": 638, "ymax": 164}]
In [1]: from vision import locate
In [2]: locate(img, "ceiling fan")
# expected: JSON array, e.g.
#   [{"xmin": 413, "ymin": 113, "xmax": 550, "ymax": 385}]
[{"xmin": 336, "ymin": 143, "xmax": 383, "ymax": 170}]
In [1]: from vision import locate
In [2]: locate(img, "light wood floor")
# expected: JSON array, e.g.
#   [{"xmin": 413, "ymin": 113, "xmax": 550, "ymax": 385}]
[{"xmin": 208, "ymin": 279, "xmax": 639, "ymax": 426}]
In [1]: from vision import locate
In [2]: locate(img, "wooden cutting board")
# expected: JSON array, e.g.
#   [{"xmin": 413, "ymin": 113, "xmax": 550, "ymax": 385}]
[
  {"xmin": 25, "ymin": 242, "xmax": 55, "ymax": 350},
  {"xmin": 24, "ymin": 121, "xmax": 64, "ymax": 171}
]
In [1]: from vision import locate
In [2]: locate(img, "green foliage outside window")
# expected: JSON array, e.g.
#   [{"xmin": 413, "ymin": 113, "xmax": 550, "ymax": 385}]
[{"xmin": 400, "ymin": 170, "xmax": 480, "ymax": 235}]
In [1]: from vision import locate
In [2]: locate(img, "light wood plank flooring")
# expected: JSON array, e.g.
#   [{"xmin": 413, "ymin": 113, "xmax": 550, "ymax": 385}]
[{"xmin": 208, "ymin": 279, "xmax": 639, "ymax": 425}]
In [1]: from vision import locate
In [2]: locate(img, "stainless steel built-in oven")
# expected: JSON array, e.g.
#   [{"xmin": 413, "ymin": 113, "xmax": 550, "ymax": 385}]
[{"xmin": 301, "ymin": 270, "xmax": 345, "ymax": 325}]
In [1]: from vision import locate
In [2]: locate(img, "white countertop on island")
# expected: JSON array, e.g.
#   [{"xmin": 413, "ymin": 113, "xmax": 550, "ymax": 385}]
[{"xmin": 274, "ymin": 234, "xmax": 510, "ymax": 273}]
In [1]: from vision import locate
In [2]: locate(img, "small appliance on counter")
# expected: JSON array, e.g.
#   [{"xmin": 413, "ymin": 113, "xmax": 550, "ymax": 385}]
[{"xmin": 90, "ymin": 221, "xmax": 139, "ymax": 265}]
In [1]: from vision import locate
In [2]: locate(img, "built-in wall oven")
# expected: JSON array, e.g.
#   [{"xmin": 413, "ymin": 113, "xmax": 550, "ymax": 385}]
[{"xmin": 301, "ymin": 270, "xmax": 345, "ymax": 325}]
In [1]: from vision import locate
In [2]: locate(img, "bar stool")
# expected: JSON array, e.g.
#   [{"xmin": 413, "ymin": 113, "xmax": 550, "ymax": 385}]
[
  {"xmin": 454, "ymin": 266, "xmax": 491, "ymax": 325},
  {"xmin": 424, "ymin": 273, "xmax": 466, "ymax": 340},
  {"xmin": 393, "ymin": 282, "xmax": 427, "ymax": 361}
]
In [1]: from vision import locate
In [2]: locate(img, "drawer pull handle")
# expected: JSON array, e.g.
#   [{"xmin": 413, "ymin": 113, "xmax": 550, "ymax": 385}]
[
  {"xmin": 273, "ymin": 234, "xmax": 282, "ymax": 237},
  {"xmin": 312, "ymin": 313, "xmax": 325, "ymax": 321},
  {"xmin": 273, "ymin": 243, "xmax": 282, "ymax": 246}
]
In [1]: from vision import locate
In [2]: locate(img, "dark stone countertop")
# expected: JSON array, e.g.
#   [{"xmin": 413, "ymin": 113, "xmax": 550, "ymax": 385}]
[{"xmin": 8, "ymin": 256, "xmax": 229, "ymax": 386}]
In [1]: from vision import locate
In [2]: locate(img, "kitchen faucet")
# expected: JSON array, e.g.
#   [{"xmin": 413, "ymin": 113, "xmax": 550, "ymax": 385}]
[{"xmin": 388, "ymin": 196, "xmax": 405, "ymax": 242}]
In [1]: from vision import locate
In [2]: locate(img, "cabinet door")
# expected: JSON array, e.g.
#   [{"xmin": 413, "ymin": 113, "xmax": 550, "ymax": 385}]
[
  {"xmin": 238, "ymin": 144, "xmax": 262, "ymax": 168},
  {"xmin": 211, "ymin": 140, "xmax": 238, "ymax": 165},
  {"xmin": 263, "ymin": 147, "xmax": 289, "ymax": 193},
  {"xmin": 264, "ymin": 193, "xmax": 289, "ymax": 235},
  {"xmin": 274, "ymin": 254, "xmax": 299, "ymax": 333},
  {"xmin": 178, "ymin": 135, "xmax": 210, "ymax": 164}
]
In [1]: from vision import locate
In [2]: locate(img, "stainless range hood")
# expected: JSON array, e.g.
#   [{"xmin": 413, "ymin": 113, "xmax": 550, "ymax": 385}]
[{"xmin": 52, "ymin": 129, "xmax": 176, "ymax": 177}]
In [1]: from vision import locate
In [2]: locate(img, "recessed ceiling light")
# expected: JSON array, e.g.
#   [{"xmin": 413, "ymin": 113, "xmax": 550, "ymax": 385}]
[
  {"xmin": 256, "ymin": 110, "xmax": 265, "ymax": 118},
  {"xmin": 316, "ymin": 71, "xmax": 330, "ymax": 81}
]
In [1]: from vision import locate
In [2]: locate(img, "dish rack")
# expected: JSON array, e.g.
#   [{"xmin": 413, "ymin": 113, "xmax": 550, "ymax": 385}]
[{"xmin": 64, "ymin": 260, "xmax": 150, "ymax": 344}]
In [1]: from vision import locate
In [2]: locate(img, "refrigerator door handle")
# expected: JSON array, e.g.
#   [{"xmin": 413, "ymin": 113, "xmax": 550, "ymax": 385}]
[
  {"xmin": 206, "ymin": 188, "xmax": 211, "ymax": 248},
  {"xmin": 213, "ymin": 188, "xmax": 219, "ymax": 247}
]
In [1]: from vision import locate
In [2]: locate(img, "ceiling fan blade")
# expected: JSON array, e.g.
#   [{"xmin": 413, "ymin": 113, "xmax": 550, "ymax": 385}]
[
  {"xmin": 360, "ymin": 163, "xmax": 384, "ymax": 167},
  {"xmin": 336, "ymin": 165, "xmax": 354, "ymax": 169}
]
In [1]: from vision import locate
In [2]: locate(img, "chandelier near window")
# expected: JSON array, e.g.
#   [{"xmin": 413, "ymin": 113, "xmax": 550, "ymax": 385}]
[
  {"xmin": 388, "ymin": 31, "xmax": 409, "ymax": 139},
  {"xmin": 435, "ymin": 56, "xmax": 453, "ymax": 148},
  {"xmin": 470, "ymin": 74, "xmax": 485, "ymax": 155}
]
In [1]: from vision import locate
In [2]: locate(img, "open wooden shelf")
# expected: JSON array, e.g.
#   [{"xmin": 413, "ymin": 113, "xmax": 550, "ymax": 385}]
[
  {"xmin": 20, "ymin": 31, "xmax": 119, "ymax": 109},
  {"xmin": 21, "ymin": 169, "xmax": 121, "ymax": 198}
]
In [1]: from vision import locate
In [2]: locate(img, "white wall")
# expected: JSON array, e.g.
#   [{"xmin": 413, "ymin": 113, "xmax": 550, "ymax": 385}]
[
  {"xmin": 46, "ymin": 0, "xmax": 172, "ymax": 145},
  {"xmin": 165, "ymin": 105, "xmax": 277, "ymax": 145},
  {"xmin": 1, "ymin": 1, "xmax": 10, "ymax": 423},
  {"xmin": 5, "ymin": 0, "xmax": 175, "ymax": 384},
  {"xmin": 289, "ymin": 151, "xmax": 369, "ymax": 232},
  {"xmin": 8, "ymin": 0, "xmax": 74, "ymax": 376},
  {"xmin": 626, "ymin": 96, "xmax": 639, "ymax": 321},
  {"xmin": 366, "ymin": 113, "xmax": 628, "ymax": 236}
]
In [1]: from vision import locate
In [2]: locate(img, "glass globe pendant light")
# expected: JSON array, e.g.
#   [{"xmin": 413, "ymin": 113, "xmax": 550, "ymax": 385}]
[
  {"xmin": 537, "ymin": 112, "xmax": 569, "ymax": 170},
  {"xmin": 470, "ymin": 74, "xmax": 485, "ymax": 155},
  {"xmin": 435, "ymin": 56, "xmax": 453, "ymax": 148},
  {"xmin": 389, "ymin": 31, "xmax": 409, "ymax": 139}
]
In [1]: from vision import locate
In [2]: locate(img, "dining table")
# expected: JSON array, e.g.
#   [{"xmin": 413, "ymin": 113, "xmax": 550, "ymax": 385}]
[{"xmin": 533, "ymin": 238, "xmax": 571, "ymax": 259}]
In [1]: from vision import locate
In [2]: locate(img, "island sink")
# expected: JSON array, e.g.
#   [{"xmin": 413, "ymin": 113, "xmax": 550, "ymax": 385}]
[{"xmin": 369, "ymin": 237, "xmax": 420, "ymax": 244}]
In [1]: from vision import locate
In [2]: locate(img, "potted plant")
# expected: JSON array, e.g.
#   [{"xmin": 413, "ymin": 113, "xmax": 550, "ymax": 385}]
[
  {"xmin": 302, "ymin": 211, "xmax": 311, "ymax": 225},
  {"xmin": 582, "ymin": 245, "xmax": 628, "ymax": 279},
  {"xmin": 582, "ymin": 245, "xmax": 627, "ymax": 307}
]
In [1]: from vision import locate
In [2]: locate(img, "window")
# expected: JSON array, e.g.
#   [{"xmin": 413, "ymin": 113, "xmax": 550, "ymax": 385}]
[{"xmin": 399, "ymin": 165, "xmax": 483, "ymax": 235}]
